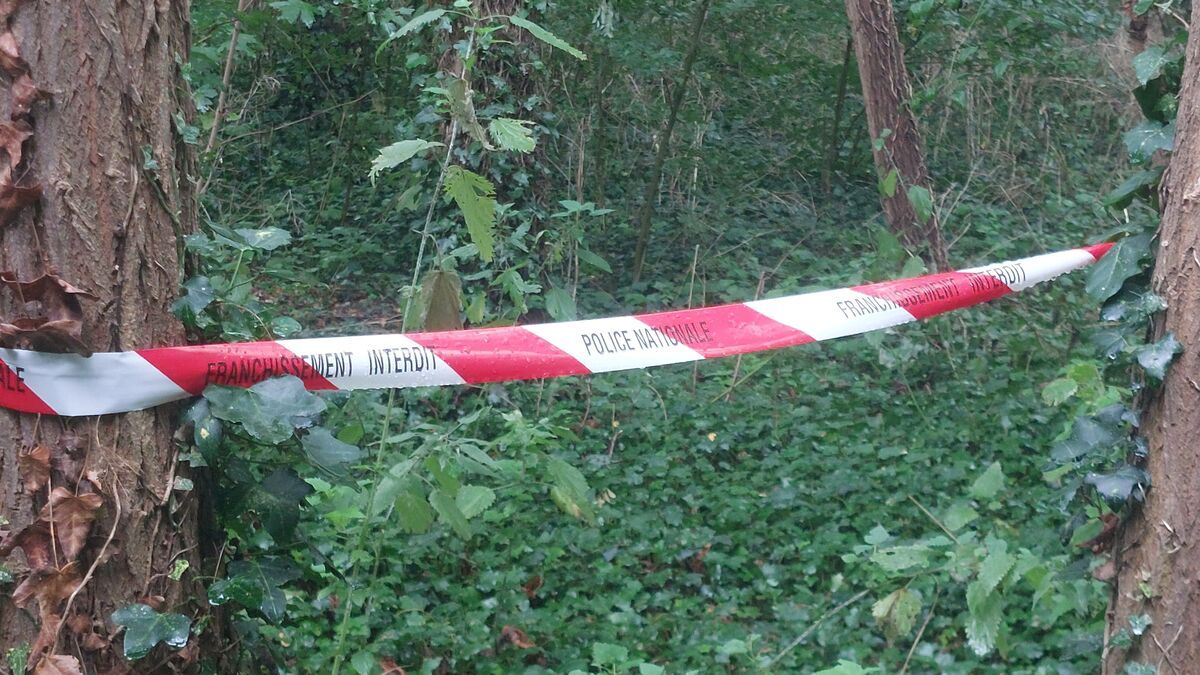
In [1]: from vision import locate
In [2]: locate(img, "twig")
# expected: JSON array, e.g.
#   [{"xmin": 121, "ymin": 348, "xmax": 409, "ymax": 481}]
[
  {"xmin": 770, "ymin": 589, "xmax": 869, "ymax": 666},
  {"xmin": 55, "ymin": 481, "xmax": 121, "ymax": 649},
  {"xmin": 909, "ymin": 495, "xmax": 960, "ymax": 545},
  {"xmin": 205, "ymin": 0, "xmax": 254, "ymax": 153},
  {"xmin": 899, "ymin": 589, "xmax": 938, "ymax": 674}
]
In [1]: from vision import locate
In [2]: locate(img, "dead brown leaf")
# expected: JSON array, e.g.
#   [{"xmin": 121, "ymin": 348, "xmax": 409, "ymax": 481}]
[
  {"xmin": 0, "ymin": 521, "xmax": 55, "ymax": 570},
  {"xmin": 39, "ymin": 488, "xmax": 104, "ymax": 560},
  {"xmin": 33, "ymin": 654, "xmax": 82, "ymax": 675},
  {"xmin": 18, "ymin": 444, "xmax": 50, "ymax": 492},
  {"xmin": 12, "ymin": 561, "xmax": 80, "ymax": 610},
  {"xmin": 522, "ymin": 574, "xmax": 543, "ymax": 600},
  {"xmin": 499, "ymin": 625, "xmax": 536, "ymax": 649},
  {"xmin": 28, "ymin": 613, "xmax": 62, "ymax": 671},
  {"xmin": 379, "ymin": 657, "xmax": 406, "ymax": 674},
  {"xmin": 0, "ymin": 273, "xmax": 97, "ymax": 355}
]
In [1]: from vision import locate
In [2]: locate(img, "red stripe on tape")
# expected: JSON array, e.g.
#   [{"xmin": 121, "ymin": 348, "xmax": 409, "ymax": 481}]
[
  {"xmin": 139, "ymin": 342, "xmax": 337, "ymax": 395},
  {"xmin": 635, "ymin": 303, "xmax": 813, "ymax": 358},
  {"xmin": 408, "ymin": 326, "xmax": 591, "ymax": 384},
  {"xmin": 0, "ymin": 359, "xmax": 54, "ymax": 414},
  {"xmin": 856, "ymin": 270, "xmax": 1013, "ymax": 321}
]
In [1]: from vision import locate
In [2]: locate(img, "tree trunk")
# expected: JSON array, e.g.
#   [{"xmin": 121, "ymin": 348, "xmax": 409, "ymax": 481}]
[
  {"xmin": 822, "ymin": 35, "xmax": 854, "ymax": 195},
  {"xmin": 0, "ymin": 1, "xmax": 201, "ymax": 673},
  {"xmin": 629, "ymin": 0, "xmax": 712, "ymax": 284},
  {"xmin": 1104, "ymin": 22, "xmax": 1200, "ymax": 675},
  {"xmin": 844, "ymin": 0, "xmax": 950, "ymax": 270}
]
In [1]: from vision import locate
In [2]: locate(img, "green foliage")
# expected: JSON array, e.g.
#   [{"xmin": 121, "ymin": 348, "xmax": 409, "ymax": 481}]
[
  {"xmin": 443, "ymin": 166, "xmax": 497, "ymax": 262},
  {"xmin": 110, "ymin": 604, "xmax": 192, "ymax": 660}
]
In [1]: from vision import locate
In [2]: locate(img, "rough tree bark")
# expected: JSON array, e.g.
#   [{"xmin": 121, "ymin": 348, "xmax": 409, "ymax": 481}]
[
  {"xmin": 844, "ymin": 0, "xmax": 950, "ymax": 270},
  {"xmin": 0, "ymin": 1, "xmax": 201, "ymax": 672},
  {"xmin": 1104, "ymin": 21, "xmax": 1200, "ymax": 675}
]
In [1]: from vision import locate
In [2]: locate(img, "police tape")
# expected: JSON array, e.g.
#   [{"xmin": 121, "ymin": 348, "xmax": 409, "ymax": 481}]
[{"xmin": 0, "ymin": 244, "xmax": 1111, "ymax": 416}]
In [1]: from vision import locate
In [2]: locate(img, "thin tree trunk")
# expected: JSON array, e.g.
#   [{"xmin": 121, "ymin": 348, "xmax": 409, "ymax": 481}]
[
  {"xmin": 0, "ymin": 1, "xmax": 202, "ymax": 672},
  {"xmin": 844, "ymin": 0, "xmax": 949, "ymax": 270},
  {"xmin": 1104, "ymin": 22, "xmax": 1200, "ymax": 675},
  {"xmin": 1122, "ymin": 0, "xmax": 1148, "ymax": 54},
  {"xmin": 823, "ymin": 35, "xmax": 854, "ymax": 195},
  {"xmin": 630, "ymin": 0, "xmax": 712, "ymax": 284}
]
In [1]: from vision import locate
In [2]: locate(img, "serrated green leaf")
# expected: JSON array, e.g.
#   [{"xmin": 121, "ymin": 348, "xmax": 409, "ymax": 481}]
[
  {"xmin": 456, "ymin": 485, "xmax": 496, "ymax": 519},
  {"xmin": 430, "ymin": 489, "xmax": 472, "ymax": 539},
  {"xmin": 394, "ymin": 490, "xmax": 435, "ymax": 533},
  {"xmin": 510, "ymin": 15, "xmax": 587, "ymax": 60},
  {"xmin": 1136, "ymin": 333, "xmax": 1182, "ymax": 380},
  {"xmin": 369, "ymin": 139, "xmax": 443, "ymax": 183},
  {"xmin": 488, "ymin": 117, "xmax": 536, "ymax": 153},
  {"xmin": 443, "ymin": 166, "xmax": 496, "ymax": 262},
  {"xmin": 965, "ymin": 579, "xmax": 1004, "ymax": 656},
  {"xmin": 971, "ymin": 462, "xmax": 1005, "ymax": 500},
  {"xmin": 943, "ymin": 503, "xmax": 979, "ymax": 532},
  {"xmin": 976, "ymin": 540, "xmax": 1015, "ymax": 596},
  {"xmin": 546, "ymin": 457, "xmax": 592, "ymax": 522},
  {"xmin": 111, "ymin": 604, "xmax": 192, "ymax": 660}
]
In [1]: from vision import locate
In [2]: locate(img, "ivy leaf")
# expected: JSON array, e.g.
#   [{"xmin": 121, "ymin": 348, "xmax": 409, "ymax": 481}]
[
  {"xmin": 1050, "ymin": 414, "xmax": 1122, "ymax": 464},
  {"xmin": 509, "ymin": 15, "xmax": 587, "ymax": 60},
  {"xmin": 1102, "ymin": 168, "xmax": 1163, "ymax": 209},
  {"xmin": 906, "ymin": 185, "xmax": 934, "ymax": 224},
  {"xmin": 1101, "ymin": 289, "xmax": 1166, "ymax": 322},
  {"xmin": 270, "ymin": 0, "xmax": 318, "ymax": 27},
  {"xmin": 1090, "ymin": 328, "xmax": 1130, "ymax": 359},
  {"xmin": 1086, "ymin": 465, "xmax": 1150, "ymax": 506},
  {"xmin": 970, "ymin": 462, "xmax": 1005, "ymax": 500},
  {"xmin": 1136, "ymin": 333, "xmax": 1182, "ymax": 380},
  {"xmin": 204, "ymin": 376, "xmax": 326, "ymax": 444},
  {"xmin": 110, "ymin": 604, "xmax": 192, "ymax": 660},
  {"xmin": 172, "ymin": 276, "xmax": 215, "ymax": 315},
  {"xmin": 430, "ymin": 489, "xmax": 473, "ymax": 539},
  {"xmin": 591, "ymin": 642, "xmax": 629, "ymax": 667},
  {"xmin": 1085, "ymin": 234, "xmax": 1152, "ymax": 303},
  {"xmin": 236, "ymin": 227, "xmax": 292, "ymax": 251},
  {"xmin": 943, "ymin": 503, "xmax": 979, "ymax": 532},
  {"xmin": 1132, "ymin": 46, "xmax": 1168, "ymax": 86},
  {"xmin": 456, "ymin": 485, "xmax": 496, "ymax": 519},
  {"xmin": 302, "ymin": 427, "xmax": 363, "ymax": 476},
  {"xmin": 443, "ymin": 166, "xmax": 497, "ymax": 262},
  {"xmin": 369, "ymin": 139, "xmax": 443, "ymax": 183},
  {"xmin": 488, "ymin": 118, "xmax": 536, "ymax": 153},
  {"xmin": 209, "ymin": 557, "xmax": 301, "ymax": 623},
  {"xmin": 1124, "ymin": 120, "xmax": 1175, "ymax": 162}
]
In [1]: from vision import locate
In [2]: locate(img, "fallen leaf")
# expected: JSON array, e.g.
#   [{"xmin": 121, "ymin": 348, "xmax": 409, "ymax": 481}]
[
  {"xmin": 39, "ymin": 488, "xmax": 104, "ymax": 559},
  {"xmin": 499, "ymin": 625, "xmax": 536, "ymax": 649},
  {"xmin": 379, "ymin": 657, "xmax": 406, "ymax": 674},
  {"xmin": 33, "ymin": 654, "xmax": 82, "ymax": 675},
  {"xmin": 522, "ymin": 575, "xmax": 543, "ymax": 600},
  {"xmin": 12, "ymin": 562, "xmax": 80, "ymax": 610},
  {"xmin": 28, "ymin": 613, "xmax": 62, "ymax": 671},
  {"xmin": 18, "ymin": 444, "xmax": 50, "ymax": 492}
]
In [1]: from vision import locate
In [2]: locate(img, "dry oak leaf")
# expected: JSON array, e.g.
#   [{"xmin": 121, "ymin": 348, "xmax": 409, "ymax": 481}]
[
  {"xmin": 0, "ymin": 520, "xmax": 55, "ymax": 569},
  {"xmin": 499, "ymin": 625, "xmax": 536, "ymax": 649},
  {"xmin": 18, "ymin": 444, "xmax": 50, "ymax": 492},
  {"xmin": 39, "ymin": 487, "xmax": 103, "ymax": 560},
  {"xmin": 34, "ymin": 654, "xmax": 83, "ymax": 675}
]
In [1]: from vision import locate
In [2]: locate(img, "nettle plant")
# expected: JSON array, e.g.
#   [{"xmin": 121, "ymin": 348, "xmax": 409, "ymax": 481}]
[{"xmin": 368, "ymin": 2, "xmax": 603, "ymax": 329}]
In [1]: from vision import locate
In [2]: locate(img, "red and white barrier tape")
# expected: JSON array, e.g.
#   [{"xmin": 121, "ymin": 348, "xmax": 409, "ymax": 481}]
[{"xmin": 0, "ymin": 244, "xmax": 1111, "ymax": 416}]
